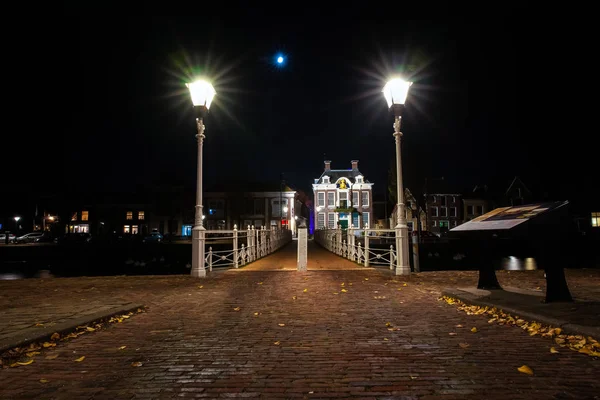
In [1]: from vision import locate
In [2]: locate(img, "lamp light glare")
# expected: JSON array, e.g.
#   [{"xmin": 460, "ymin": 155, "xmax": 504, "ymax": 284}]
[
  {"xmin": 186, "ymin": 80, "xmax": 216, "ymax": 109},
  {"xmin": 383, "ymin": 78, "xmax": 413, "ymax": 108}
]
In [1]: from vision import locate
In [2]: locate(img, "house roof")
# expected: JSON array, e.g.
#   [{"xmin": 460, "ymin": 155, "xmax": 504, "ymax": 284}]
[{"xmin": 315, "ymin": 169, "xmax": 370, "ymax": 185}]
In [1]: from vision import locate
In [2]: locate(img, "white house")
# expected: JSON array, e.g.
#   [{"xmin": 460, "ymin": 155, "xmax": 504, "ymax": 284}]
[{"xmin": 312, "ymin": 160, "xmax": 373, "ymax": 230}]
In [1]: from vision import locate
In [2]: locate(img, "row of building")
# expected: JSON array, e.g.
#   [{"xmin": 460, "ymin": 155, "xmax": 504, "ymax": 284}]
[{"xmin": 10, "ymin": 160, "xmax": 598, "ymax": 238}]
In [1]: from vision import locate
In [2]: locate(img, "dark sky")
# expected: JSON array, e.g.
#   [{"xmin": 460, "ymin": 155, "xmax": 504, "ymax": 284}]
[{"xmin": 7, "ymin": 9, "xmax": 596, "ymax": 211}]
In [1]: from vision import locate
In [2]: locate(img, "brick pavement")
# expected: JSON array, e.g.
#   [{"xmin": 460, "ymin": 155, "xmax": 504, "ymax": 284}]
[{"xmin": 0, "ymin": 249, "xmax": 599, "ymax": 398}]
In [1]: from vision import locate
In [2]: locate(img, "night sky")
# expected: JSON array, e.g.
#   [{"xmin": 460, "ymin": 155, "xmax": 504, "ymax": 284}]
[{"xmin": 6, "ymin": 10, "xmax": 596, "ymax": 213}]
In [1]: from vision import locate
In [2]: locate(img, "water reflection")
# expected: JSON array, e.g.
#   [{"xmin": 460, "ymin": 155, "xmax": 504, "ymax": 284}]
[{"xmin": 502, "ymin": 256, "xmax": 537, "ymax": 271}]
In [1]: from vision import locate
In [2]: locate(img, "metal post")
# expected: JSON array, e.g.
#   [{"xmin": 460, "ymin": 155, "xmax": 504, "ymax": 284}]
[
  {"xmin": 191, "ymin": 117, "xmax": 206, "ymax": 278},
  {"xmin": 394, "ymin": 115, "xmax": 411, "ymax": 275}
]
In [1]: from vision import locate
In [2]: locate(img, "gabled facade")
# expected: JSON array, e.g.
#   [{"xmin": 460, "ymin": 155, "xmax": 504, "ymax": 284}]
[
  {"xmin": 312, "ymin": 160, "xmax": 373, "ymax": 230},
  {"xmin": 390, "ymin": 188, "xmax": 426, "ymax": 232}
]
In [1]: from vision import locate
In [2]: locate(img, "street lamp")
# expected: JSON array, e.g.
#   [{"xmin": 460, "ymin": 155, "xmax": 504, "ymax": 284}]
[
  {"xmin": 14, "ymin": 216, "xmax": 21, "ymax": 234},
  {"xmin": 383, "ymin": 77, "xmax": 413, "ymax": 275},
  {"xmin": 186, "ymin": 79, "xmax": 216, "ymax": 278}
]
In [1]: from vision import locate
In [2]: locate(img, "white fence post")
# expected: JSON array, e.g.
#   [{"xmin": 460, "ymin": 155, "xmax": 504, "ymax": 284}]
[
  {"xmin": 233, "ymin": 224, "xmax": 239, "ymax": 268},
  {"xmin": 364, "ymin": 227, "xmax": 370, "ymax": 267},
  {"xmin": 208, "ymin": 246, "xmax": 213, "ymax": 272}
]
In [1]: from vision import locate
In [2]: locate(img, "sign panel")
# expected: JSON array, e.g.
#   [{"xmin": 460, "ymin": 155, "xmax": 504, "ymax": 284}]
[{"xmin": 451, "ymin": 201, "xmax": 567, "ymax": 232}]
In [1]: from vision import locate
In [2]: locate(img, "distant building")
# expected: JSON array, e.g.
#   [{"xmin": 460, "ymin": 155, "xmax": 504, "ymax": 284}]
[
  {"xmin": 312, "ymin": 160, "xmax": 373, "ymax": 229},
  {"xmin": 389, "ymin": 188, "xmax": 426, "ymax": 232}
]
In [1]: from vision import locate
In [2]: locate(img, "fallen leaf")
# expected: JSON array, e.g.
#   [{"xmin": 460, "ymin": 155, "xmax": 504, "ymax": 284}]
[
  {"xmin": 278, "ymin": 323, "xmax": 286, "ymax": 327},
  {"xmin": 86, "ymin": 327, "xmax": 95, "ymax": 332},
  {"xmin": 131, "ymin": 361, "xmax": 143, "ymax": 367},
  {"xmin": 365, "ymin": 278, "xmax": 369, "ymax": 281},
  {"xmin": 550, "ymin": 347, "xmax": 559, "ymax": 354},
  {"xmin": 333, "ymin": 292, "xmax": 339, "ymax": 295},
  {"xmin": 74, "ymin": 356, "xmax": 85, "ymax": 362},
  {"xmin": 341, "ymin": 283, "xmax": 345, "ymax": 286},
  {"xmin": 50, "ymin": 332, "xmax": 60, "ymax": 341},
  {"xmin": 45, "ymin": 354, "xmax": 58, "ymax": 360},
  {"xmin": 273, "ymin": 341, "xmax": 281, "ymax": 345},
  {"xmin": 233, "ymin": 307, "xmax": 241, "ymax": 311},
  {"xmin": 341, "ymin": 289, "xmax": 348, "ymax": 293},
  {"xmin": 42, "ymin": 342, "xmax": 56, "ymax": 348},
  {"xmin": 16, "ymin": 359, "xmax": 34, "ymax": 366},
  {"xmin": 518, "ymin": 365, "xmax": 533, "ymax": 375},
  {"xmin": 459, "ymin": 343, "xmax": 470, "ymax": 349},
  {"xmin": 456, "ymin": 324, "xmax": 463, "ymax": 328},
  {"xmin": 403, "ymin": 283, "xmax": 407, "ymax": 286},
  {"xmin": 25, "ymin": 351, "xmax": 41, "ymax": 357},
  {"xmin": 254, "ymin": 312, "xmax": 260, "ymax": 316},
  {"xmin": 385, "ymin": 322, "xmax": 392, "ymax": 327},
  {"xmin": 198, "ymin": 285, "xmax": 204, "ymax": 289},
  {"xmin": 383, "ymin": 338, "xmax": 389, "ymax": 341},
  {"xmin": 257, "ymin": 282, "xmax": 263, "ymax": 285},
  {"xmin": 40, "ymin": 379, "xmax": 49, "ymax": 383},
  {"xmin": 348, "ymin": 283, "xmax": 353, "ymax": 286},
  {"xmin": 118, "ymin": 346, "xmax": 126, "ymax": 350},
  {"xmin": 292, "ymin": 296, "xmax": 297, "ymax": 300},
  {"xmin": 471, "ymin": 327, "xmax": 477, "ymax": 333},
  {"xmin": 35, "ymin": 323, "xmax": 44, "ymax": 327},
  {"xmin": 303, "ymin": 289, "xmax": 308, "ymax": 293},
  {"xmin": 449, "ymin": 332, "xmax": 457, "ymax": 336}
]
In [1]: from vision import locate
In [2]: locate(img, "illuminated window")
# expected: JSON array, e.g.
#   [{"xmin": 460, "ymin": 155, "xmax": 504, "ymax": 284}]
[
  {"xmin": 328, "ymin": 213, "xmax": 335, "ymax": 228},
  {"xmin": 592, "ymin": 212, "xmax": 600, "ymax": 227},
  {"xmin": 126, "ymin": 211, "xmax": 133, "ymax": 220},
  {"xmin": 327, "ymin": 192, "xmax": 335, "ymax": 207},
  {"xmin": 352, "ymin": 192, "xmax": 359, "ymax": 207},
  {"xmin": 138, "ymin": 211, "xmax": 145, "ymax": 220},
  {"xmin": 132, "ymin": 225, "xmax": 138, "ymax": 234},
  {"xmin": 317, "ymin": 192, "xmax": 325, "ymax": 207},
  {"xmin": 317, "ymin": 213, "xmax": 325, "ymax": 229},
  {"xmin": 71, "ymin": 212, "xmax": 77, "ymax": 221},
  {"xmin": 81, "ymin": 211, "xmax": 89, "ymax": 221},
  {"xmin": 124, "ymin": 225, "xmax": 130, "ymax": 233},
  {"xmin": 361, "ymin": 191, "xmax": 369, "ymax": 207},
  {"xmin": 362, "ymin": 212, "xmax": 369, "ymax": 228}
]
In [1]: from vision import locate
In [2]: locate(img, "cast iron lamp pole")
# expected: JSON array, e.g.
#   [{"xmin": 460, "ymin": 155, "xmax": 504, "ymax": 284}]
[
  {"xmin": 383, "ymin": 77, "xmax": 413, "ymax": 275},
  {"xmin": 186, "ymin": 79, "xmax": 216, "ymax": 278}
]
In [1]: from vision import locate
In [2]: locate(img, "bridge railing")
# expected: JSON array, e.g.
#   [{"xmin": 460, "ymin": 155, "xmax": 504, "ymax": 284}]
[
  {"xmin": 314, "ymin": 227, "xmax": 397, "ymax": 270},
  {"xmin": 204, "ymin": 225, "xmax": 292, "ymax": 271}
]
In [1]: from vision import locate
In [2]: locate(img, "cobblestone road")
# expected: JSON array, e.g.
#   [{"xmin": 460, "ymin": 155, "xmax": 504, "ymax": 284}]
[{"xmin": 0, "ymin": 245, "xmax": 598, "ymax": 399}]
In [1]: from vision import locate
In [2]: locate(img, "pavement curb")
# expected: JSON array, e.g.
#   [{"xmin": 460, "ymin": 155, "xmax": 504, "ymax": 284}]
[
  {"xmin": 441, "ymin": 288, "xmax": 600, "ymax": 339},
  {"xmin": 0, "ymin": 302, "xmax": 144, "ymax": 355}
]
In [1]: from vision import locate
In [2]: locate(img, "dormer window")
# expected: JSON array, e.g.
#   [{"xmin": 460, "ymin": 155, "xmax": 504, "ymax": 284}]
[
  {"xmin": 323, "ymin": 176, "xmax": 330, "ymax": 184},
  {"xmin": 356, "ymin": 176, "xmax": 363, "ymax": 183}
]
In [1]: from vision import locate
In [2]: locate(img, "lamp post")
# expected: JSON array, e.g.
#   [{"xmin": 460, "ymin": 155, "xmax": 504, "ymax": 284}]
[
  {"xmin": 383, "ymin": 77, "xmax": 412, "ymax": 275},
  {"xmin": 186, "ymin": 79, "xmax": 216, "ymax": 278},
  {"xmin": 14, "ymin": 216, "xmax": 21, "ymax": 235}
]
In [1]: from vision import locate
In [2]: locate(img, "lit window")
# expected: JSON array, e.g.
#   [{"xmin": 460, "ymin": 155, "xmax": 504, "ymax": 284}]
[
  {"xmin": 81, "ymin": 211, "xmax": 89, "ymax": 221},
  {"xmin": 327, "ymin": 192, "xmax": 335, "ymax": 207},
  {"xmin": 352, "ymin": 192, "xmax": 359, "ymax": 207},
  {"xmin": 132, "ymin": 225, "xmax": 138, "ymax": 234},
  {"xmin": 361, "ymin": 191, "xmax": 369, "ymax": 207},
  {"xmin": 318, "ymin": 192, "xmax": 325, "ymax": 207},
  {"xmin": 124, "ymin": 225, "xmax": 131, "ymax": 233},
  {"xmin": 138, "ymin": 211, "xmax": 145, "ymax": 220},
  {"xmin": 126, "ymin": 211, "xmax": 133, "ymax": 220},
  {"xmin": 592, "ymin": 212, "xmax": 600, "ymax": 227},
  {"xmin": 317, "ymin": 213, "xmax": 325, "ymax": 229},
  {"xmin": 362, "ymin": 212, "xmax": 369, "ymax": 228},
  {"xmin": 71, "ymin": 212, "xmax": 77, "ymax": 221},
  {"xmin": 328, "ymin": 213, "xmax": 335, "ymax": 229}
]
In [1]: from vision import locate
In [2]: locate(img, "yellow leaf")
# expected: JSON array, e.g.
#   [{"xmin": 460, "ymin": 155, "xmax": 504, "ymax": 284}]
[
  {"xmin": 16, "ymin": 359, "xmax": 34, "ymax": 366},
  {"xmin": 385, "ymin": 322, "xmax": 392, "ymax": 327},
  {"xmin": 40, "ymin": 379, "xmax": 49, "ymax": 383},
  {"xmin": 25, "ymin": 351, "xmax": 41, "ymax": 357},
  {"xmin": 198, "ymin": 285, "xmax": 204, "ymax": 288},
  {"xmin": 35, "ymin": 323, "xmax": 44, "ymax": 327},
  {"xmin": 257, "ymin": 282, "xmax": 263, "ymax": 285},
  {"xmin": 403, "ymin": 283, "xmax": 407, "ymax": 286},
  {"xmin": 233, "ymin": 307, "xmax": 241, "ymax": 311},
  {"xmin": 550, "ymin": 347, "xmax": 559, "ymax": 354},
  {"xmin": 278, "ymin": 323, "xmax": 285, "ymax": 327},
  {"xmin": 365, "ymin": 278, "xmax": 369, "ymax": 281},
  {"xmin": 459, "ymin": 343, "xmax": 470, "ymax": 349},
  {"xmin": 50, "ymin": 332, "xmax": 60, "ymax": 341},
  {"xmin": 341, "ymin": 289, "xmax": 348, "ymax": 293},
  {"xmin": 456, "ymin": 324, "xmax": 463, "ymax": 328},
  {"xmin": 118, "ymin": 346, "xmax": 126, "ymax": 350},
  {"xmin": 74, "ymin": 356, "xmax": 85, "ymax": 362},
  {"xmin": 348, "ymin": 283, "xmax": 353, "ymax": 286},
  {"xmin": 45, "ymin": 354, "xmax": 58, "ymax": 360},
  {"xmin": 471, "ymin": 327, "xmax": 477, "ymax": 333},
  {"xmin": 333, "ymin": 292, "xmax": 339, "ymax": 295},
  {"xmin": 340, "ymin": 283, "xmax": 345, "ymax": 286},
  {"xmin": 518, "ymin": 365, "xmax": 533, "ymax": 375},
  {"xmin": 254, "ymin": 312, "xmax": 260, "ymax": 316},
  {"xmin": 579, "ymin": 347, "xmax": 593, "ymax": 355},
  {"xmin": 131, "ymin": 361, "xmax": 143, "ymax": 367},
  {"xmin": 449, "ymin": 332, "xmax": 457, "ymax": 336},
  {"xmin": 383, "ymin": 338, "xmax": 389, "ymax": 341},
  {"xmin": 555, "ymin": 338, "xmax": 566, "ymax": 345},
  {"xmin": 42, "ymin": 342, "xmax": 55, "ymax": 348},
  {"xmin": 397, "ymin": 288, "xmax": 402, "ymax": 291},
  {"xmin": 303, "ymin": 289, "xmax": 308, "ymax": 293},
  {"xmin": 273, "ymin": 341, "xmax": 281, "ymax": 345},
  {"xmin": 292, "ymin": 296, "xmax": 297, "ymax": 300},
  {"xmin": 86, "ymin": 327, "xmax": 95, "ymax": 332}
]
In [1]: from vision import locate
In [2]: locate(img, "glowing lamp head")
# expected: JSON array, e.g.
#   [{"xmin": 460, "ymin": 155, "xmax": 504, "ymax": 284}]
[
  {"xmin": 14, "ymin": 216, "xmax": 21, "ymax": 222},
  {"xmin": 277, "ymin": 56, "xmax": 284, "ymax": 64},
  {"xmin": 382, "ymin": 78, "xmax": 413, "ymax": 108},
  {"xmin": 186, "ymin": 79, "xmax": 216, "ymax": 109}
]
